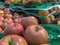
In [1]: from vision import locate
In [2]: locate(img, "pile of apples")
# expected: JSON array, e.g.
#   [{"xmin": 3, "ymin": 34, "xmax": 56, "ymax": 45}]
[
  {"xmin": 4, "ymin": 0, "xmax": 57, "ymax": 6},
  {"xmin": 38, "ymin": 6, "xmax": 60, "ymax": 24},
  {"xmin": 0, "ymin": 6, "xmax": 49, "ymax": 45}
]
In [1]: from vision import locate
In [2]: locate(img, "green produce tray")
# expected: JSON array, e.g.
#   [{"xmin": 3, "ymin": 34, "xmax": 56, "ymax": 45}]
[
  {"xmin": 0, "ymin": 33, "xmax": 5, "ymax": 39},
  {"xmin": 39, "ymin": 24, "xmax": 60, "ymax": 45}
]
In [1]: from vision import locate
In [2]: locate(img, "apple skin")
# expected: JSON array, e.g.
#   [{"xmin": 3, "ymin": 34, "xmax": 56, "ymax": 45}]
[
  {"xmin": 4, "ymin": 1, "xmax": 11, "ymax": 6},
  {"xmin": 49, "ymin": 15, "xmax": 55, "ymax": 21},
  {"xmin": 4, "ymin": 14, "xmax": 13, "ymax": 18},
  {"xmin": 4, "ymin": 8, "xmax": 11, "ymax": 14},
  {"xmin": 38, "ymin": 10, "xmax": 49, "ymax": 16},
  {"xmin": 0, "ymin": 6, "xmax": 4, "ymax": 10},
  {"xmin": 57, "ymin": 7, "xmax": 60, "ymax": 12},
  {"xmin": 24, "ymin": 25, "xmax": 48, "ymax": 45},
  {"xmin": 14, "ymin": 18, "xmax": 21, "ymax": 23},
  {"xmin": 10, "ymin": 0, "xmax": 21, "ymax": 4},
  {"xmin": 53, "ymin": 7, "xmax": 57, "ymax": 11},
  {"xmin": 48, "ymin": 8, "xmax": 53, "ymax": 13},
  {"xmin": 4, "ymin": 23, "xmax": 24, "ymax": 35},
  {"xmin": 13, "ymin": 13, "xmax": 21, "ymax": 19},
  {"xmin": 21, "ymin": 16, "xmax": 38, "ymax": 28},
  {"xmin": 2, "ymin": 22, "xmax": 14, "ymax": 29},
  {"xmin": 0, "ymin": 10, "xmax": 4, "ymax": 17},
  {"xmin": 0, "ymin": 35, "xmax": 28, "ymax": 45},
  {"xmin": 57, "ymin": 20, "xmax": 60, "ymax": 26},
  {"xmin": 4, "ymin": 18, "xmax": 13, "ymax": 24},
  {"xmin": 22, "ymin": 0, "xmax": 30, "ymax": 6},
  {"xmin": 0, "ymin": 16, "xmax": 4, "ymax": 21}
]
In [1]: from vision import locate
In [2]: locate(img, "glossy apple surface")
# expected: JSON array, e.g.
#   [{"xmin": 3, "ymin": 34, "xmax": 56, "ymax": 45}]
[
  {"xmin": 21, "ymin": 16, "xmax": 38, "ymax": 28},
  {"xmin": 24, "ymin": 25, "xmax": 48, "ymax": 45},
  {"xmin": 0, "ymin": 35, "xmax": 28, "ymax": 45},
  {"xmin": 4, "ymin": 23, "xmax": 24, "ymax": 35}
]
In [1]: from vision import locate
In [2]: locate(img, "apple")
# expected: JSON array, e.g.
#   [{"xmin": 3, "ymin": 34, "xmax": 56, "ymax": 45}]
[
  {"xmin": 4, "ymin": 18, "xmax": 13, "ymax": 23},
  {"xmin": 38, "ymin": 10, "xmax": 49, "ymax": 16},
  {"xmin": 57, "ymin": 7, "xmax": 60, "ymax": 12},
  {"xmin": 14, "ymin": 18, "xmax": 21, "ymax": 23},
  {"xmin": 21, "ymin": 16, "xmax": 38, "ymax": 28},
  {"xmin": 0, "ymin": 6, "xmax": 4, "ymax": 10},
  {"xmin": 22, "ymin": 0, "xmax": 31, "ymax": 6},
  {"xmin": 4, "ymin": 1, "xmax": 11, "ymax": 6},
  {"xmin": 0, "ymin": 35, "xmax": 28, "ymax": 45},
  {"xmin": 0, "ymin": 10, "xmax": 4, "ymax": 17},
  {"xmin": 4, "ymin": 8, "xmax": 11, "ymax": 14},
  {"xmin": 57, "ymin": 20, "xmax": 60, "ymax": 26},
  {"xmin": 0, "ymin": 16, "xmax": 4, "ymax": 21},
  {"xmin": 2, "ymin": 22, "xmax": 14, "ymax": 29},
  {"xmin": 24, "ymin": 25, "xmax": 48, "ymax": 45},
  {"xmin": 10, "ymin": 0, "xmax": 21, "ymax": 4},
  {"xmin": 49, "ymin": 15, "xmax": 55, "ymax": 21},
  {"xmin": 4, "ymin": 14, "xmax": 13, "ymax": 18},
  {"xmin": 48, "ymin": 8, "xmax": 53, "ymax": 13},
  {"xmin": 13, "ymin": 13, "xmax": 20, "ymax": 19},
  {"xmin": 4, "ymin": 23, "xmax": 24, "ymax": 35},
  {"xmin": 2, "ymin": 18, "xmax": 13, "ymax": 28},
  {"xmin": 0, "ymin": 10, "xmax": 4, "ymax": 14},
  {"xmin": 53, "ymin": 7, "xmax": 57, "ymax": 11},
  {"xmin": 32, "ymin": 0, "xmax": 42, "ymax": 4}
]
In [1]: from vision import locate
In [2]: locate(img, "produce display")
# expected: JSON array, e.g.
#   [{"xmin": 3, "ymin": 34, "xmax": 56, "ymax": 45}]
[{"xmin": 0, "ymin": 0, "xmax": 60, "ymax": 45}]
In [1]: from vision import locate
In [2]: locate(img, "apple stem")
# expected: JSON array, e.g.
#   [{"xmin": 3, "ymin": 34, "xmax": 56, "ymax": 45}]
[{"xmin": 14, "ymin": 23, "xmax": 16, "ymax": 26}]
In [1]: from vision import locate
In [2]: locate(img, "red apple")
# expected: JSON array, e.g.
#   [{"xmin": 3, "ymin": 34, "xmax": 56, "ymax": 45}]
[
  {"xmin": 1, "ymin": 13, "xmax": 5, "ymax": 17},
  {"xmin": 53, "ymin": 7, "xmax": 57, "ymax": 11},
  {"xmin": 48, "ymin": 8, "xmax": 53, "ymax": 13},
  {"xmin": 4, "ymin": 1, "xmax": 11, "ymax": 6},
  {"xmin": 24, "ymin": 25, "xmax": 48, "ymax": 45},
  {"xmin": 4, "ymin": 18, "xmax": 13, "ymax": 23},
  {"xmin": 0, "ymin": 16, "xmax": 4, "ymax": 21},
  {"xmin": 0, "ymin": 6, "xmax": 4, "ymax": 10},
  {"xmin": 21, "ymin": 16, "xmax": 38, "ymax": 28},
  {"xmin": 14, "ymin": 18, "xmax": 21, "ymax": 23},
  {"xmin": 4, "ymin": 23, "xmax": 24, "ymax": 35},
  {"xmin": 57, "ymin": 7, "xmax": 60, "ymax": 12},
  {"xmin": 4, "ymin": 8, "xmax": 11, "ymax": 14},
  {"xmin": 0, "ymin": 35, "xmax": 28, "ymax": 45},
  {"xmin": 2, "ymin": 22, "xmax": 14, "ymax": 29},
  {"xmin": 4, "ymin": 14, "xmax": 13, "ymax": 18},
  {"xmin": 13, "ymin": 13, "xmax": 20, "ymax": 19}
]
